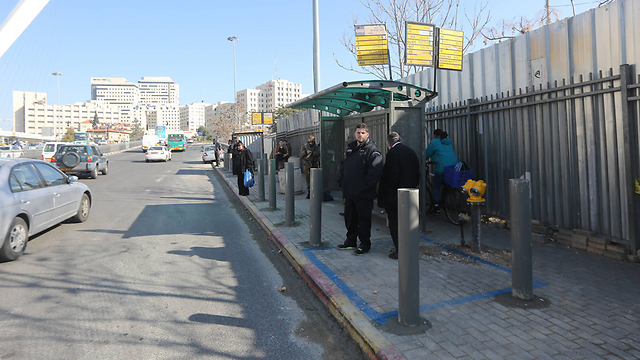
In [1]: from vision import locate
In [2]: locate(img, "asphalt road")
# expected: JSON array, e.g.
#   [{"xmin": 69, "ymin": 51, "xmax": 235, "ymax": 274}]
[{"xmin": 0, "ymin": 145, "xmax": 363, "ymax": 360}]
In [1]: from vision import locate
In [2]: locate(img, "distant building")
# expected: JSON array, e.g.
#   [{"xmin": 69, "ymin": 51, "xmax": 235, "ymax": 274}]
[
  {"xmin": 13, "ymin": 91, "xmax": 121, "ymax": 137},
  {"xmin": 146, "ymin": 104, "xmax": 181, "ymax": 131},
  {"xmin": 237, "ymin": 79, "xmax": 304, "ymax": 113},
  {"xmin": 90, "ymin": 77, "xmax": 140, "ymax": 123},
  {"xmin": 138, "ymin": 77, "xmax": 180, "ymax": 105},
  {"xmin": 180, "ymin": 102, "xmax": 210, "ymax": 133},
  {"xmin": 205, "ymin": 101, "xmax": 234, "ymax": 133}
]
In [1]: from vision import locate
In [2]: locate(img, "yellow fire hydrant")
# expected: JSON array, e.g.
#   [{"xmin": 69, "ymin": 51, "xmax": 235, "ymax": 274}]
[{"xmin": 463, "ymin": 179, "xmax": 486, "ymax": 253}]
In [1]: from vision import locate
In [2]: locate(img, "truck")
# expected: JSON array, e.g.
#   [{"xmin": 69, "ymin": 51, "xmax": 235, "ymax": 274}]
[{"xmin": 141, "ymin": 134, "xmax": 159, "ymax": 152}]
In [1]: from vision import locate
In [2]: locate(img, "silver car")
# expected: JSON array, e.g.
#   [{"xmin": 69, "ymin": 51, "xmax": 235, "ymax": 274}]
[{"xmin": 0, "ymin": 158, "xmax": 92, "ymax": 261}]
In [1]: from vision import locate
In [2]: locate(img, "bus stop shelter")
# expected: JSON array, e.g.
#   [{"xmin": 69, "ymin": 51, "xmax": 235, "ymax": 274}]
[{"xmin": 287, "ymin": 80, "xmax": 437, "ymax": 226}]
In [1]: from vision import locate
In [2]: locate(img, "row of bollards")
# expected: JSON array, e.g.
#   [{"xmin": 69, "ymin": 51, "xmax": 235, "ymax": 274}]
[{"xmin": 248, "ymin": 159, "xmax": 533, "ymax": 327}]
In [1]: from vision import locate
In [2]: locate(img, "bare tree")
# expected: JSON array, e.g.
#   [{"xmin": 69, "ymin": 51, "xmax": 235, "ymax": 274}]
[
  {"xmin": 335, "ymin": 0, "xmax": 491, "ymax": 80},
  {"xmin": 211, "ymin": 100, "xmax": 246, "ymax": 140},
  {"xmin": 482, "ymin": 6, "xmax": 560, "ymax": 44}
]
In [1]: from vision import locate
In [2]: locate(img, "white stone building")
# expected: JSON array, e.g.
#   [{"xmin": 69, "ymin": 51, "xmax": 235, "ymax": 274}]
[
  {"xmin": 138, "ymin": 77, "xmax": 180, "ymax": 105},
  {"xmin": 90, "ymin": 77, "xmax": 140, "ymax": 123},
  {"xmin": 180, "ymin": 102, "xmax": 210, "ymax": 133},
  {"xmin": 147, "ymin": 104, "xmax": 181, "ymax": 131}
]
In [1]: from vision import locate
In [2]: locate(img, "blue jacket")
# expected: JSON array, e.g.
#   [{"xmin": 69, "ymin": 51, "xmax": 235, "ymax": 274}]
[{"xmin": 425, "ymin": 137, "xmax": 458, "ymax": 175}]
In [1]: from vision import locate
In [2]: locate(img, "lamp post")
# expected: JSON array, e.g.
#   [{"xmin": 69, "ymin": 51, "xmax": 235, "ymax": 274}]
[
  {"xmin": 52, "ymin": 72, "xmax": 62, "ymax": 137},
  {"xmin": 227, "ymin": 36, "xmax": 239, "ymax": 130}
]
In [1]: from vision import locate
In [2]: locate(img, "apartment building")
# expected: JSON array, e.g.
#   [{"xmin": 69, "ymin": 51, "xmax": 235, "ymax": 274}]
[
  {"xmin": 146, "ymin": 104, "xmax": 181, "ymax": 131},
  {"xmin": 205, "ymin": 101, "xmax": 235, "ymax": 132},
  {"xmin": 14, "ymin": 91, "xmax": 121, "ymax": 137},
  {"xmin": 180, "ymin": 102, "xmax": 210, "ymax": 133},
  {"xmin": 255, "ymin": 79, "xmax": 304, "ymax": 112},
  {"xmin": 90, "ymin": 77, "xmax": 140, "ymax": 123}
]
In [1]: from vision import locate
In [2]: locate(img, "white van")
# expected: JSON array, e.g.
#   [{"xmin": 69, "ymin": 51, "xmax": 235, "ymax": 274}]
[
  {"xmin": 141, "ymin": 135, "xmax": 159, "ymax": 152},
  {"xmin": 41, "ymin": 142, "xmax": 71, "ymax": 162}
]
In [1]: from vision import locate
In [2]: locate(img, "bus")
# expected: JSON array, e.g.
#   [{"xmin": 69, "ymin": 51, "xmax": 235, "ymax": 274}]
[
  {"xmin": 167, "ymin": 131, "xmax": 186, "ymax": 151},
  {"xmin": 74, "ymin": 132, "xmax": 89, "ymax": 144}
]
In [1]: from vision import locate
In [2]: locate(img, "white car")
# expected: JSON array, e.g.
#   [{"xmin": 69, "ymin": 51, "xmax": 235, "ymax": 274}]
[
  {"xmin": 42, "ymin": 142, "xmax": 71, "ymax": 162},
  {"xmin": 145, "ymin": 146, "xmax": 171, "ymax": 162},
  {"xmin": 201, "ymin": 145, "xmax": 218, "ymax": 163},
  {"xmin": 0, "ymin": 146, "xmax": 24, "ymax": 158},
  {"xmin": 98, "ymin": 140, "xmax": 108, "ymax": 145}
]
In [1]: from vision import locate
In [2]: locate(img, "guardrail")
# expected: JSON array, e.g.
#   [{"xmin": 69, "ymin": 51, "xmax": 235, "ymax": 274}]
[{"xmin": 0, "ymin": 141, "xmax": 143, "ymax": 160}]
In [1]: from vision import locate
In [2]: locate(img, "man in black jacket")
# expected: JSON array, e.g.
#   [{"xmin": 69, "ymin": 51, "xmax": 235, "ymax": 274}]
[
  {"xmin": 378, "ymin": 132, "xmax": 421, "ymax": 259},
  {"xmin": 337, "ymin": 123, "xmax": 383, "ymax": 255}
]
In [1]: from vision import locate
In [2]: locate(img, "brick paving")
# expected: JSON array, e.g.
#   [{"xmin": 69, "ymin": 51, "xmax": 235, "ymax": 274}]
[{"xmin": 217, "ymin": 167, "xmax": 640, "ymax": 359}]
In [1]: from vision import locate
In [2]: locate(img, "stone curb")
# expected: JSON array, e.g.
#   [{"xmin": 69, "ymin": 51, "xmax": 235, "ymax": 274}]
[{"xmin": 214, "ymin": 166, "xmax": 405, "ymax": 360}]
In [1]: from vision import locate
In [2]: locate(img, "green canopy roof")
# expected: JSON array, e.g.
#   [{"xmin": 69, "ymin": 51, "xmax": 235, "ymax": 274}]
[{"xmin": 287, "ymin": 80, "xmax": 437, "ymax": 116}]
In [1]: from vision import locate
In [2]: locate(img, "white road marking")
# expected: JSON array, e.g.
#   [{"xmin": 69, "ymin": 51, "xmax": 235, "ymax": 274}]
[{"xmin": 155, "ymin": 176, "xmax": 165, "ymax": 182}]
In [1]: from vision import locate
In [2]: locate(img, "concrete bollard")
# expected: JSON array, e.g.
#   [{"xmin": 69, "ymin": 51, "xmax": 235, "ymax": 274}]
[
  {"xmin": 309, "ymin": 168, "xmax": 323, "ymax": 247},
  {"xmin": 269, "ymin": 159, "xmax": 277, "ymax": 210},
  {"xmin": 257, "ymin": 159, "xmax": 265, "ymax": 202},
  {"xmin": 398, "ymin": 188, "xmax": 420, "ymax": 327},
  {"xmin": 285, "ymin": 162, "xmax": 295, "ymax": 226},
  {"xmin": 510, "ymin": 179, "xmax": 533, "ymax": 301}
]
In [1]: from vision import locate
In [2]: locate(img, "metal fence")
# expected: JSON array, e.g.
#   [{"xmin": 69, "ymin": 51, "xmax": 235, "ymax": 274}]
[{"xmin": 426, "ymin": 64, "xmax": 639, "ymax": 251}]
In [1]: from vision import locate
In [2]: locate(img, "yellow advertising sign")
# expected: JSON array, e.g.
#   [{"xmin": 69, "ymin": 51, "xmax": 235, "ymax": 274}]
[
  {"xmin": 405, "ymin": 21, "xmax": 435, "ymax": 66},
  {"xmin": 355, "ymin": 24, "xmax": 389, "ymax": 66},
  {"xmin": 263, "ymin": 113, "xmax": 273, "ymax": 125},
  {"xmin": 437, "ymin": 27, "xmax": 463, "ymax": 71},
  {"xmin": 252, "ymin": 112, "xmax": 262, "ymax": 125}
]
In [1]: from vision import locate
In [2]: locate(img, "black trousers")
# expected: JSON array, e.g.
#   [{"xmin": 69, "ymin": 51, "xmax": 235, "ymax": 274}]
[
  {"xmin": 237, "ymin": 174, "xmax": 249, "ymax": 196},
  {"xmin": 344, "ymin": 198, "xmax": 374, "ymax": 250},
  {"xmin": 386, "ymin": 207, "xmax": 399, "ymax": 250}
]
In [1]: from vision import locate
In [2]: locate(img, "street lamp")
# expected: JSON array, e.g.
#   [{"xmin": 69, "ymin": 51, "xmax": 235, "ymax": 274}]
[
  {"xmin": 227, "ymin": 36, "xmax": 239, "ymax": 130},
  {"xmin": 52, "ymin": 72, "xmax": 62, "ymax": 137}
]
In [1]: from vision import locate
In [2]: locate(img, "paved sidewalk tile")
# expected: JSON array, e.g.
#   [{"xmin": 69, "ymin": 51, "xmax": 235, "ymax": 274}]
[{"xmin": 218, "ymin": 168, "xmax": 640, "ymax": 359}]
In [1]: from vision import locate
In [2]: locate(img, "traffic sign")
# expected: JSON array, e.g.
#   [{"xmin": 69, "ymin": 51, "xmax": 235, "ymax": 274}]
[
  {"xmin": 437, "ymin": 27, "xmax": 463, "ymax": 71},
  {"xmin": 355, "ymin": 23, "xmax": 389, "ymax": 66},
  {"xmin": 405, "ymin": 21, "xmax": 435, "ymax": 66}
]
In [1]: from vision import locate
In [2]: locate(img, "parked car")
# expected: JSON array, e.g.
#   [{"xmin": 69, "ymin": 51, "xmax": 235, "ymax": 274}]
[
  {"xmin": 201, "ymin": 145, "xmax": 217, "ymax": 164},
  {"xmin": 42, "ymin": 142, "xmax": 71, "ymax": 162},
  {"xmin": 0, "ymin": 158, "xmax": 91, "ymax": 261},
  {"xmin": 145, "ymin": 146, "xmax": 171, "ymax": 162},
  {"xmin": 52, "ymin": 144, "xmax": 108, "ymax": 179},
  {"xmin": 98, "ymin": 140, "xmax": 108, "ymax": 145},
  {"xmin": 25, "ymin": 142, "xmax": 43, "ymax": 150},
  {"xmin": 0, "ymin": 145, "xmax": 24, "ymax": 158}
]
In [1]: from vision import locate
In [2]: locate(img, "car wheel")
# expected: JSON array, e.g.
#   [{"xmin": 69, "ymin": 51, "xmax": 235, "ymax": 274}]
[
  {"xmin": 203, "ymin": 159, "xmax": 206, "ymax": 164},
  {"xmin": 90, "ymin": 167, "xmax": 98, "ymax": 179},
  {"xmin": 0, "ymin": 217, "xmax": 28, "ymax": 261},
  {"xmin": 101, "ymin": 163, "xmax": 108, "ymax": 175},
  {"xmin": 146, "ymin": 159, "xmax": 149, "ymax": 163},
  {"xmin": 71, "ymin": 193, "xmax": 90, "ymax": 223}
]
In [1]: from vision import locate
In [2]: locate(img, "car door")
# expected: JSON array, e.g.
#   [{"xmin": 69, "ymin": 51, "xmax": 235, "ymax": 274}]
[
  {"xmin": 91, "ymin": 146, "xmax": 106, "ymax": 169},
  {"xmin": 10, "ymin": 163, "xmax": 55, "ymax": 234},
  {"xmin": 33, "ymin": 162, "xmax": 78, "ymax": 222}
]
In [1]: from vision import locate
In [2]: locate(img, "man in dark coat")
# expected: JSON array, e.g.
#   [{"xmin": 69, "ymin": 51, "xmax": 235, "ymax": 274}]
[
  {"xmin": 337, "ymin": 123, "xmax": 383, "ymax": 255},
  {"xmin": 378, "ymin": 132, "xmax": 421, "ymax": 259},
  {"xmin": 213, "ymin": 139, "xmax": 221, "ymax": 167},
  {"xmin": 299, "ymin": 134, "xmax": 320, "ymax": 198},
  {"xmin": 236, "ymin": 141, "xmax": 253, "ymax": 196}
]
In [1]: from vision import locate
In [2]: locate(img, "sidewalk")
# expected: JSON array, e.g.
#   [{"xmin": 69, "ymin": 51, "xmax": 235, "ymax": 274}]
[{"xmin": 215, "ymin": 165, "xmax": 640, "ymax": 360}]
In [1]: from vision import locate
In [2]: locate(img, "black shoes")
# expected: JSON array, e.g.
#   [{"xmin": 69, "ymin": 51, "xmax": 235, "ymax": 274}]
[
  {"xmin": 432, "ymin": 204, "xmax": 441, "ymax": 216},
  {"xmin": 306, "ymin": 191, "xmax": 310, "ymax": 199},
  {"xmin": 337, "ymin": 244, "xmax": 356, "ymax": 250},
  {"xmin": 389, "ymin": 251, "xmax": 398, "ymax": 259},
  {"xmin": 353, "ymin": 247, "xmax": 369, "ymax": 256}
]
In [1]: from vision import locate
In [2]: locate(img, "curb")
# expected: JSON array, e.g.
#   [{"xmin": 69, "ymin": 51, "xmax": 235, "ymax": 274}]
[{"xmin": 214, "ymin": 166, "xmax": 405, "ymax": 360}]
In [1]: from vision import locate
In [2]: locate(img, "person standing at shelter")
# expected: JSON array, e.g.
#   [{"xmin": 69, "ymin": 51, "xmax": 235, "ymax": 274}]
[
  {"xmin": 213, "ymin": 139, "xmax": 221, "ymax": 167},
  {"xmin": 275, "ymin": 140, "xmax": 287, "ymax": 170},
  {"xmin": 232, "ymin": 139, "xmax": 242, "ymax": 176},
  {"xmin": 425, "ymin": 129, "xmax": 458, "ymax": 215},
  {"xmin": 337, "ymin": 123, "xmax": 383, "ymax": 255},
  {"xmin": 284, "ymin": 140, "xmax": 292, "ymax": 164},
  {"xmin": 299, "ymin": 134, "xmax": 320, "ymax": 199},
  {"xmin": 378, "ymin": 132, "xmax": 420, "ymax": 259},
  {"xmin": 236, "ymin": 141, "xmax": 254, "ymax": 196}
]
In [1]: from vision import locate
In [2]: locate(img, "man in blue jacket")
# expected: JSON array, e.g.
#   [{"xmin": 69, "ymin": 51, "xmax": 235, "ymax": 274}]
[
  {"xmin": 425, "ymin": 129, "xmax": 458, "ymax": 215},
  {"xmin": 337, "ymin": 123, "xmax": 383, "ymax": 255}
]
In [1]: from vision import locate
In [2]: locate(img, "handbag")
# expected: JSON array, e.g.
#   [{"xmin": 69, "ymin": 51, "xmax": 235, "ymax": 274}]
[{"xmin": 243, "ymin": 169, "xmax": 254, "ymax": 187}]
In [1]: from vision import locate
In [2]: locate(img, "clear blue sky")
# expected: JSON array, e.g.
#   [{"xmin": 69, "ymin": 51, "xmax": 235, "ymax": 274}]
[{"xmin": 0, "ymin": 0, "xmax": 602, "ymax": 122}]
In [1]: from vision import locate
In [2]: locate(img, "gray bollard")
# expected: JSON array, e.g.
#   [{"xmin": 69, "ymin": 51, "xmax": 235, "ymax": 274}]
[
  {"xmin": 269, "ymin": 159, "xmax": 277, "ymax": 210},
  {"xmin": 227, "ymin": 153, "xmax": 233, "ymax": 173},
  {"xmin": 285, "ymin": 162, "xmax": 295, "ymax": 226},
  {"xmin": 257, "ymin": 159, "xmax": 265, "ymax": 202},
  {"xmin": 510, "ymin": 179, "xmax": 533, "ymax": 301},
  {"xmin": 398, "ymin": 188, "xmax": 420, "ymax": 327},
  {"xmin": 309, "ymin": 168, "xmax": 323, "ymax": 247}
]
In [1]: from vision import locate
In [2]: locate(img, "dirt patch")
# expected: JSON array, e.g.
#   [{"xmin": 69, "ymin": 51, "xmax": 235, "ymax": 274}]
[{"xmin": 419, "ymin": 244, "xmax": 512, "ymax": 268}]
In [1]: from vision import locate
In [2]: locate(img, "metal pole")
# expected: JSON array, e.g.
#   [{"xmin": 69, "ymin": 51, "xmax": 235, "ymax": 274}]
[
  {"xmin": 258, "ymin": 158, "xmax": 265, "ymax": 202},
  {"xmin": 471, "ymin": 205, "xmax": 482, "ymax": 253},
  {"xmin": 310, "ymin": 168, "xmax": 322, "ymax": 246},
  {"xmin": 398, "ymin": 188, "xmax": 420, "ymax": 326},
  {"xmin": 228, "ymin": 36, "xmax": 239, "ymax": 130},
  {"xmin": 53, "ymin": 72, "xmax": 61, "ymax": 137},
  {"xmin": 312, "ymin": 0, "xmax": 321, "ymax": 93},
  {"xmin": 510, "ymin": 179, "xmax": 533, "ymax": 301},
  {"xmin": 269, "ymin": 159, "xmax": 277, "ymax": 210},
  {"xmin": 285, "ymin": 161, "xmax": 295, "ymax": 226}
]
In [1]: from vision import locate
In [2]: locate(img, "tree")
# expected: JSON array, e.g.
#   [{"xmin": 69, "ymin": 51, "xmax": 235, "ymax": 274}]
[
  {"xmin": 335, "ymin": 0, "xmax": 491, "ymax": 80},
  {"xmin": 211, "ymin": 101, "xmax": 246, "ymax": 141},
  {"xmin": 62, "ymin": 127, "xmax": 75, "ymax": 142},
  {"xmin": 196, "ymin": 125, "xmax": 212, "ymax": 141},
  {"xmin": 130, "ymin": 118, "xmax": 144, "ymax": 140},
  {"xmin": 92, "ymin": 111, "xmax": 99, "ymax": 129},
  {"xmin": 274, "ymin": 105, "xmax": 302, "ymax": 120}
]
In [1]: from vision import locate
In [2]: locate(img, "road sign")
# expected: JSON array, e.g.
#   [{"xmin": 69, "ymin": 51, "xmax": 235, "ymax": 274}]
[
  {"xmin": 405, "ymin": 22, "xmax": 435, "ymax": 66},
  {"xmin": 263, "ymin": 112, "xmax": 273, "ymax": 125},
  {"xmin": 252, "ymin": 112, "xmax": 263, "ymax": 125},
  {"xmin": 437, "ymin": 28, "xmax": 463, "ymax": 71},
  {"xmin": 355, "ymin": 23, "xmax": 389, "ymax": 66}
]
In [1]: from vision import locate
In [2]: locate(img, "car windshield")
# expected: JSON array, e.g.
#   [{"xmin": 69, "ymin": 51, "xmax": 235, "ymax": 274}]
[
  {"xmin": 149, "ymin": 147, "xmax": 163, "ymax": 150},
  {"xmin": 167, "ymin": 134, "xmax": 184, "ymax": 141},
  {"xmin": 204, "ymin": 146, "xmax": 215, "ymax": 151},
  {"xmin": 58, "ymin": 146, "xmax": 88, "ymax": 155},
  {"xmin": 0, "ymin": 146, "xmax": 10, "ymax": 150},
  {"xmin": 44, "ymin": 144, "xmax": 56, "ymax": 152}
]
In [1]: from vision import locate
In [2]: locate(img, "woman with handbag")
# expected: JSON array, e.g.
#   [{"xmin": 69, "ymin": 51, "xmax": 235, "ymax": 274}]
[{"xmin": 236, "ymin": 141, "xmax": 254, "ymax": 196}]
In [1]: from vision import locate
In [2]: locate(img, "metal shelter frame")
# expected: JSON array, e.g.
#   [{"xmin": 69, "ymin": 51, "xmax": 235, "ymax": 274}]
[{"xmin": 288, "ymin": 80, "xmax": 438, "ymax": 230}]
